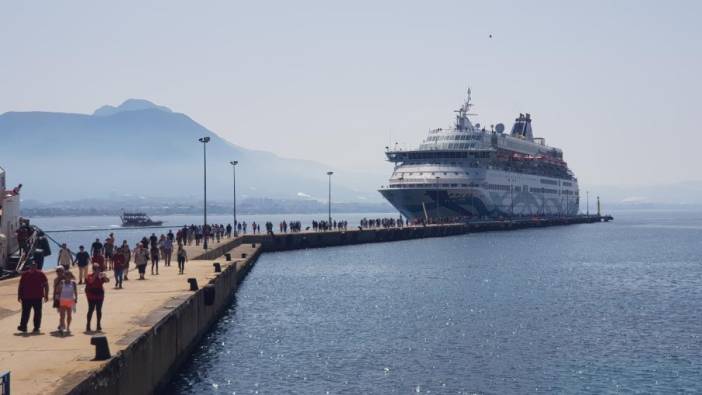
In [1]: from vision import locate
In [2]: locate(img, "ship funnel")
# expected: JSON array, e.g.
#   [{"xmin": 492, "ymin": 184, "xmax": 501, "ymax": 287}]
[{"xmin": 510, "ymin": 113, "xmax": 534, "ymax": 140}]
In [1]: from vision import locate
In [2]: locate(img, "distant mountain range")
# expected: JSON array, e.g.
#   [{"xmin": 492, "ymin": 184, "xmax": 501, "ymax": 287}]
[
  {"xmin": 0, "ymin": 99, "xmax": 386, "ymax": 203},
  {"xmin": 583, "ymin": 180, "xmax": 702, "ymax": 210}
]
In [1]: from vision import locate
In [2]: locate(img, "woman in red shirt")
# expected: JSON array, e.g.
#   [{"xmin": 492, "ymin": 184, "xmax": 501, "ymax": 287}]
[{"xmin": 85, "ymin": 265, "xmax": 109, "ymax": 332}]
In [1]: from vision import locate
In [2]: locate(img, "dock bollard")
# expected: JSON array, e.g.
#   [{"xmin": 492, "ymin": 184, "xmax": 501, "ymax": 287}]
[
  {"xmin": 90, "ymin": 335, "xmax": 111, "ymax": 360},
  {"xmin": 241, "ymin": 253, "xmax": 247, "ymax": 258},
  {"xmin": 224, "ymin": 253, "xmax": 232, "ymax": 261},
  {"xmin": 251, "ymin": 243, "xmax": 256, "ymax": 248},
  {"xmin": 204, "ymin": 284, "xmax": 216, "ymax": 306},
  {"xmin": 213, "ymin": 262, "xmax": 221, "ymax": 272},
  {"xmin": 188, "ymin": 278, "xmax": 199, "ymax": 291}
]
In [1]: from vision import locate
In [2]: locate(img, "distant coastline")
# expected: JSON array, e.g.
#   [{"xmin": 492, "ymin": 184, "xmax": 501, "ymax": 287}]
[{"xmin": 22, "ymin": 197, "xmax": 394, "ymax": 218}]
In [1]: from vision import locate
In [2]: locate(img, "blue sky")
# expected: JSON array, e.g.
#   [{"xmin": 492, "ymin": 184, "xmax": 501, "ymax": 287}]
[{"xmin": 2, "ymin": 0, "xmax": 700, "ymax": 188}]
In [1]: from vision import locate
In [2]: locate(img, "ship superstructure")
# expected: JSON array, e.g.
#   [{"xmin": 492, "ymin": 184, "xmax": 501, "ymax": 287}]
[
  {"xmin": 0, "ymin": 167, "xmax": 21, "ymax": 270},
  {"xmin": 379, "ymin": 90, "xmax": 579, "ymax": 220}
]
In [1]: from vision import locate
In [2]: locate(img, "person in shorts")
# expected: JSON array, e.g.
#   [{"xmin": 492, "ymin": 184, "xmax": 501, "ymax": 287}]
[{"xmin": 57, "ymin": 271, "xmax": 77, "ymax": 335}]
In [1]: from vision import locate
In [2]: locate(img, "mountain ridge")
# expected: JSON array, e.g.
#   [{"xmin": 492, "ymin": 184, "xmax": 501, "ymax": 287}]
[
  {"xmin": 93, "ymin": 98, "xmax": 173, "ymax": 117},
  {"xmin": 0, "ymin": 99, "xmax": 386, "ymax": 203}
]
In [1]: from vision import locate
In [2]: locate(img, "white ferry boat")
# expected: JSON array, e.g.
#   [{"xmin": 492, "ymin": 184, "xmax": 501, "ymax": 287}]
[{"xmin": 379, "ymin": 90, "xmax": 579, "ymax": 220}]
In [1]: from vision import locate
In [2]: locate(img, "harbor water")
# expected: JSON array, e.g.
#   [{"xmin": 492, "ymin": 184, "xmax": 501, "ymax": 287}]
[{"xmin": 162, "ymin": 209, "xmax": 702, "ymax": 393}]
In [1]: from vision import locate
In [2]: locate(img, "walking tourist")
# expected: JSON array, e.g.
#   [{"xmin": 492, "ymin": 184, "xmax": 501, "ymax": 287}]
[
  {"xmin": 90, "ymin": 238, "xmax": 103, "ymax": 257},
  {"xmin": 113, "ymin": 249, "xmax": 125, "ymax": 289},
  {"xmin": 85, "ymin": 264, "xmax": 109, "ymax": 332},
  {"xmin": 52, "ymin": 266, "xmax": 64, "ymax": 311},
  {"xmin": 91, "ymin": 252, "xmax": 105, "ymax": 272},
  {"xmin": 163, "ymin": 235, "xmax": 173, "ymax": 267},
  {"xmin": 120, "ymin": 241, "xmax": 131, "ymax": 281},
  {"xmin": 150, "ymin": 244, "xmax": 160, "ymax": 275},
  {"xmin": 17, "ymin": 262, "xmax": 48, "ymax": 333},
  {"xmin": 57, "ymin": 271, "xmax": 77, "ymax": 335},
  {"xmin": 57, "ymin": 243, "xmax": 73, "ymax": 269},
  {"xmin": 134, "ymin": 244, "xmax": 148, "ymax": 280},
  {"xmin": 104, "ymin": 237, "xmax": 114, "ymax": 270},
  {"xmin": 75, "ymin": 246, "xmax": 90, "ymax": 284},
  {"xmin": 176, "ymin": 244, "xmax": 187, "ymax": 274}
]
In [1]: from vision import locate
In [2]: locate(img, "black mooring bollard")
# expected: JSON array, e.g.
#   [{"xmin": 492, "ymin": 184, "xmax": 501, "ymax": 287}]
[
  {"xmin": 213, "ymin": 262, "xmax": 221, "ymax": 272},
  {"xmin": 251, "ymin": 243, "xmax": 256, "ymax": 248},
  {"xmin": 224, "ymin": 253, "xmax": 232, "ymax": 261},
  {"xmin": 241, "ymin": 253, "xmax": 247, "ymax": 258},
  {"xmin": 204, "ymin": 284, "xmax": 216, "ymax": 306},
  {"xmin": 91, "ymin": 335, "xmax": 111, "ymax": 360},
  {"xmin": 188, "ymin": 278, "xmax": 199, "ymax": 291}
]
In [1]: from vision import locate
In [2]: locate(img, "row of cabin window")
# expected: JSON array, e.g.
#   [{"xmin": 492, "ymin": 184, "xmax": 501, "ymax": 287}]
[
  {"xmin": 420, "ymin": 143, "xmax": 477, "ymax": 150},
  {"xmin": 425, "ymin": 135, "xmax": 481, "ymax": 142}
]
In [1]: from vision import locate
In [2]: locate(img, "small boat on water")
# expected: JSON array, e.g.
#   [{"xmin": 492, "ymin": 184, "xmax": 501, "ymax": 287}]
[{"xmin": 120, "ymin": 212, "xmax": 163, "ymax": 227}]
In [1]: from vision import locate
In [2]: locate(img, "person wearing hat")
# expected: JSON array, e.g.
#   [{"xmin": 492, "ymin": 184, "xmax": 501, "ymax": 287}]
[{"xmin": 17, "ymin": 262, "xmax": 49, "ymax": 333}]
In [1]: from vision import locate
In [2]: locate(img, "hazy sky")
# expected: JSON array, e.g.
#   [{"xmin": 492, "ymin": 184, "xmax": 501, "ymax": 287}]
[{"xmin": 2, "ymin": 0, "xmax": 700, "ymax": 188}]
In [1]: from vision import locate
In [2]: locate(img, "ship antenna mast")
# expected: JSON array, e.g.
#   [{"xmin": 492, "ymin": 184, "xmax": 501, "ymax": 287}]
[{"xmin": 455, "ymin": 88, "xmax": 475, "ymax": 131}]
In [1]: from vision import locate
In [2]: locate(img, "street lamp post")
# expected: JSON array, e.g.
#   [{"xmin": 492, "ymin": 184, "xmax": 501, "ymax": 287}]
[
  {"xmin": 326, "ymin": 171, "xmax": 333, "ymax": 225},
  {"xmin": 230, "ymin": 161, "xmax": 238, "ymax": 235},
  {"xmin": 198, "ymin": 136, "xmax": 210, "ymax": 250}
]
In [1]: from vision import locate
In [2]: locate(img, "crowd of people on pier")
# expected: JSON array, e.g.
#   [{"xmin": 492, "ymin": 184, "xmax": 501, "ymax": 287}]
[
  {"xmin": 311, "ymin": 220, "xmax": 348, "ymax": 232},
  {"xmin": 359, "ymin": 217, "xmax": 405, "ymax": 229},
  {"xmin": 14, "ymin": 225, "xmax": 229, "ymax": 335},
  {"xmin": 174, "ymin": 224, "xmax": 231, "ymax": 246},
  {"xmin": 14, "ymin": 215, "xmax": 430, "ymax": 336},
  {"xmin": 277, "ymin": 220, "xmax": 303, "ymax": 233}
]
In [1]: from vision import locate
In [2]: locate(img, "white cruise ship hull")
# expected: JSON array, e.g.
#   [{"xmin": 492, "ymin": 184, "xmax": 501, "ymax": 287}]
[{"xmin": 380, "ymin": 169, "xmax": 579, "ymax": 220}]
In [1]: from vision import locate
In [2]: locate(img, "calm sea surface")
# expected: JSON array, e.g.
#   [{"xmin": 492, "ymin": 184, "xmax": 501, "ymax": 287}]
[{"xmin": 161, "ymin": 210, "xmax": 702, "ymax": 394}]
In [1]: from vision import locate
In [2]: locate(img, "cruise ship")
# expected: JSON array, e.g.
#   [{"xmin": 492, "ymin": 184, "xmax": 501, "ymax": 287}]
[{"xmin": 379, "ymin": 90, "xmax": 579, "ymax": 220}]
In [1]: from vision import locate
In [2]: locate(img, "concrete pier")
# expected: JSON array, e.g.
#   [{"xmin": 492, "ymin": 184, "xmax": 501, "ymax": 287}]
[
  {"xmin": 0, "ymin": 216, "xmax": 611, "ymax": 394},
  {"xmin": 0, "ymin": 242, "xmax": 260, "ymax": 395},
  {"xmin": 237, "ymin": 215, "xmax": 613, "ymax": 252}
]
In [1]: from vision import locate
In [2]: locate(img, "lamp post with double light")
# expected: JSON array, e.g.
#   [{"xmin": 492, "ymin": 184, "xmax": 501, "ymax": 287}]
[{"xmin": 198, "ymin": 136, "xmax": 210, "ymax": 250}]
